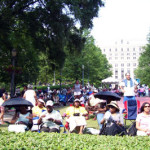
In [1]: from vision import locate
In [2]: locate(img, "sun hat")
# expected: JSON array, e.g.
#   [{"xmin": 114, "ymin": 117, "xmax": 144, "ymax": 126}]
[
  {"xmin": 46, "ymin": 100, "xmax": 54, "ymax": 107},
  {"xmin": 38, "ymin": 99, "xmax": 45, "ymax": 105},
  {"xmin": 107, "ymin": 101, "xmax": 120, "ymax": 110},
  {"xmin": 74, "ymin": 99, "xmax": 80, "ymax": 102}
]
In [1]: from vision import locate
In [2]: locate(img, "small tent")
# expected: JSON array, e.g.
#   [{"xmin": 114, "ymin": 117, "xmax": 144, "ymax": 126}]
[{"xmin": 102, "ymin": 77, "xmax": 119, "ymax": 84}]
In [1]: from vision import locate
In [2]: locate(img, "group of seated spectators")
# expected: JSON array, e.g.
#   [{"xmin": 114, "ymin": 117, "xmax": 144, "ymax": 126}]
[
  {"xmin": 5, "ymin": 97, "xmax": 150, "ymax": 136},
  {"xmin": 0, "ymin": 84, "xmax": 150, "ymax": 136}
]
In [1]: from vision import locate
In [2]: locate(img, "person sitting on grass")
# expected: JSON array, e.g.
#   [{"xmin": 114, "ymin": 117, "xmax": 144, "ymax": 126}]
[
  {"xmin": 38, "ymin": 100, "xmax": 62, "ymax": 133},
  {"xmin": 100, "ymin": 101, "xmax": 125, "ymax": 136},
  {"xmin": 8, "ymin": 106, "xmax": 33, "ymax": 132},
  {"xmin": 66, "ymin": 99, "xmax": 88, "ymax": 134},
  {"xmin": 136, "ymin": 102, "xmax": 150, "ymax": 136}
]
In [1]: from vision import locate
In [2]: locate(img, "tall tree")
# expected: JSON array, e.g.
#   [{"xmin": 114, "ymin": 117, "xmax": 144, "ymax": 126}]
[
  {"xmin": 135, "ymin": 44, "xmax": 150, "ymax": 86},
  {"xmin": 62, "ymin": 31, "xmax": 112, "ymax": 85},
  {"xmin": 0, "ymin": 0, "xmax": 104, "ymax": 85}
]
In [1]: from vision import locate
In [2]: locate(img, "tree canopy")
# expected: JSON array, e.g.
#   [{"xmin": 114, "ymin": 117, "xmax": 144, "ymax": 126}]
[
  {"xmin": 135, "ymin": 44, "xmax": 150, "ymax": 86},
  {"xmin": 0, "ymin": 0, "xmax": 104, "ymax": 86},
  {"xmin": 62, "ymin": 31, "xmax": 112, "ymax": 85}
]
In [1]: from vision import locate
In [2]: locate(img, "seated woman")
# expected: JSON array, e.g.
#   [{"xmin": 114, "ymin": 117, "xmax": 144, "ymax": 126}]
[
  {"xmin": 136, "ymin": 102, "xmax": 150, "ymax": 136},
  {"xmin": 8, "ymin": 106, "xmax": 33, "ymax": 132},
  {"xmin": 32, "ymin": 99, "xmax": 46, "ymax": 118},
  {"xmin": 100, "ymin": 101, "xmax": 125, "ymax": 136},
  {"xmin": 38, "ymin": 100, "xmax": 62, "ymax": 133},
  {"xmin": 66, "ymin": 99, "xmax": 88, "ymax": 134},
  {"xmin": 31, "ymin": 99, "xmax": 46, "ymax": 131}
]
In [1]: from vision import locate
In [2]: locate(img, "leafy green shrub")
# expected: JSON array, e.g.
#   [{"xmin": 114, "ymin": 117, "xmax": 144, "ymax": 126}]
[{"xmin": 0, "ymin": 130, "xmax": 149, "ymax": 150}]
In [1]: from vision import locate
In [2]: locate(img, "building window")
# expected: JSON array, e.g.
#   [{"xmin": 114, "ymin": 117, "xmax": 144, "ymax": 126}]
[
  {"xmin": 115, "ymin": 48, "xmax": 117, "ymax": 52},
  {"xmin": 121, "ymin": 64, "xmax": 124, "ymax": 67},
  {"xmin": 127, "ymin": 63, "xmax": 130, "ymax": 67},
  {"xmin": 109, "ymin": 57, "xmax": 112, "ymax": 60},
  {"xmin": 109, "ymin": 49, "xmax": 111, "ymax": 52},
  {"xmin": 115, "ymin": 53, "xmax": 118, "ymax": 56},
  {"xmin": 110, "ymin": 53, "xmax": 112, "ymax": 56},
  {"xmin": 115, "ymin": 57, "xmax": 118, "ymax": 60},
  {"xmin": 133, "ymin": 48, "xmax": 135, "ymax": 51},
  {"xmin": 121, "ymin": 48, "xmax": 123, "ymax": 51},
  {"xmin": 133, "ymin": 53, "xmax": 136, "ymax": 55},
  {"xmin": 133, "ymin": 57, "xmax": 136, "ymax": 59},
  {"xmin": 103, "ymin": 49, "xmax": 105, "ymax": 52},
  {"xmin": 133, "ymin": 63, "xmax": 136, "ymax": 67},
  {"xmin": 115, "ymin": 70, "xmax": 118, "ymax": 75},
  {"xmin": 127, "ymin": 69, "xmax": 130, "ymax": 73},
  {"xmin": 127, "ymin": 48, "xmax": 129, "ymax": 51},
  {"xmin": 121, "ymin": 53, "xmax": 124, "ymax": 56},
  {"xmin": 127, "ymin": 57, "xmax": 130, "ymax": 60},
  {"xmin": 121, "ymin": 57, "xmax": 124, "ymax": 60},
  {"xmin": 115, "ymin": 64, "xmax": 118, "ymax": 67},
  {"xmin": 127, "ymin": 53, "xmax": 130, "ymax": 56},
  {"xmin": 115, "ymin": 76, "xmax": 118, "ymax": 79}
]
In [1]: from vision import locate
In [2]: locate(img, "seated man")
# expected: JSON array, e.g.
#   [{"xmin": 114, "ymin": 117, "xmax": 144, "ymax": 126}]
[
  {"xmin": 38, "ymin": 100, "xmax": 62, "ymax": 133},
  {"xmin": 66, "ymin": 99, "xmax": 88, "ymax": 134}
]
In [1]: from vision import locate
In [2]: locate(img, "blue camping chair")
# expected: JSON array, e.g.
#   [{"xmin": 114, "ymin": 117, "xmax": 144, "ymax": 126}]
[{"xmin": 124, "ymin": 100, "xmax": 140, "ymax": 126}]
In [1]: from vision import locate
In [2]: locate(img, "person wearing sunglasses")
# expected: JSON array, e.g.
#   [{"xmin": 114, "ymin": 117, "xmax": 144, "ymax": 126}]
[
  {"xmin": 136, "ymin": 102, "xmax": 150, "ymax": 136},
  {"xmin": 100, "ymin": 101, "xmax": 125, "ymax": 136}
]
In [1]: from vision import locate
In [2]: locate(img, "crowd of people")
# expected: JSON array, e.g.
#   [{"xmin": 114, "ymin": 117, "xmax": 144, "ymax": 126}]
[{"xmin": 0, "ymin": 77, "xmax": 149, "ymax": 136}]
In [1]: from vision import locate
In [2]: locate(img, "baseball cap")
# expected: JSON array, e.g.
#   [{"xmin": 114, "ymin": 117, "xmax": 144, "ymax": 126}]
[{"xmin": 46, "ymin": 100, "xmax": 54, "ymax": 107}]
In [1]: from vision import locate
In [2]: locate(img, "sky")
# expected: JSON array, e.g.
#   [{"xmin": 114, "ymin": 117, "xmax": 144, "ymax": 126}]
[{"xmin": 91, "ymin": 0, "xmax": 150, "ymax": 47}]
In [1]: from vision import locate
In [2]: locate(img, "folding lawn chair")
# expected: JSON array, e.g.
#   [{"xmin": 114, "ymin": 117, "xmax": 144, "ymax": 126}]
[{"xmin": 124, "ymin": 100, "xmax": 140, "ymax": 126}]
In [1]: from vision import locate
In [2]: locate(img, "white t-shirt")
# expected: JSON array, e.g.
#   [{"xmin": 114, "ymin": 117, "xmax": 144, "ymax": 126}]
[
  {"xmin": 89, "ymin": 94, "xmax": 105, "ymax": 106},
  {"xmin": 120, "ymin": 79, "xmax": 138, "ymax": 96},
  {"xmin": 24, "ymin": 90, "xmax": 36, "ymax": 106},
  {"xmin": 40, "ymin": 110, "xmax": 62, "ymax": 130}
]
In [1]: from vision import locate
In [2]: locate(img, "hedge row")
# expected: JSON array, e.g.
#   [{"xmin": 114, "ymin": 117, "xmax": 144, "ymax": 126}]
[{"xmin": 0, "ymin": 130, "xmax": 150, "ymax": 150}]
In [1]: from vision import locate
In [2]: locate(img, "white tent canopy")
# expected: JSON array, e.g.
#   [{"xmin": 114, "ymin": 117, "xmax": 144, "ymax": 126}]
[{"xmin": 102, "ymin": 77, "xmax": 119, "ymax": 84}]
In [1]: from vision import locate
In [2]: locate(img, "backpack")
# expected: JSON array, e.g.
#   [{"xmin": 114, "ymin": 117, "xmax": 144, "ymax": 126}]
[{"xmin": 128, "ymin": 121, "xmax": 137, "ymax": 136}]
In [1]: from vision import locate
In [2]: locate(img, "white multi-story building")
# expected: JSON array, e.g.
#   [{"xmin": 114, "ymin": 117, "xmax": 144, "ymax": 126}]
[{"xmin": 100, "ymin": 40, "xmax": 144, "ymax": 81}]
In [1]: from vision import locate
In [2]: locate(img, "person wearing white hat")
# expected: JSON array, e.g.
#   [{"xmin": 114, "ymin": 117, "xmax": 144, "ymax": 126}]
[
  {"xmin": 38, "ymin": 100, "xmax": 62, "ymax": 133},
  {"xmin": 32, "ymin": 99, "xmax": 46, "ymax": 118}
]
